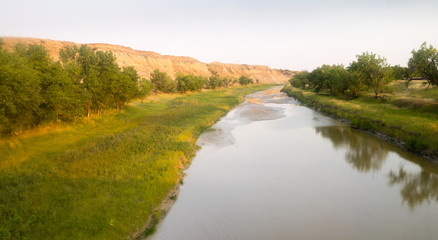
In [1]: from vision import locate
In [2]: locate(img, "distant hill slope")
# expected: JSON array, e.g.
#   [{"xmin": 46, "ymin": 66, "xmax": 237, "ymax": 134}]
[{"xmin": 1, "ymin": 37, "xmax": 296, "ymax": 84}]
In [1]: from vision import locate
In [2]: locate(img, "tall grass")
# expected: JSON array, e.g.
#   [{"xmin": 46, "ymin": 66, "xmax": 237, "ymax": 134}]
[
  {"xmin": 0, "ymin": 85, "xmax": 273, "ymax": 239},
  {"xmin": 282, "ymin": 82, "xmax": 438, "ymax": 159}
]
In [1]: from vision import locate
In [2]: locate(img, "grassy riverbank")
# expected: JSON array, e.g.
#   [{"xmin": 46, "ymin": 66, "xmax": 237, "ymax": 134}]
[
  {"xmin": 0, "ymin": 85, "xmax": 273, "ymax": 240},
  {"xmin": 282, "ymin": 81, "xmax": 438, "ymax": 160}
]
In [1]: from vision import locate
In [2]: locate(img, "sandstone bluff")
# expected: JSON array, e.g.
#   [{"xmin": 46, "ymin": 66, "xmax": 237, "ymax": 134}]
[{"xmin": 2, "ymin": 37, "xmax": 296, "ymax": 84}]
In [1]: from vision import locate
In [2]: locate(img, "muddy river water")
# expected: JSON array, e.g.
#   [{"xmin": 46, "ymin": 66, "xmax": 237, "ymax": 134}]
[{"xmin": 149, "ymin": 88, "xmax": 438, "ymax": 240}]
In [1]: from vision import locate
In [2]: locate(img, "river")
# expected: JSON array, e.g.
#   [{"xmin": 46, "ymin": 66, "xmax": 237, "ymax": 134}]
[{"xmin": 148, "ymin": 88, "xmax": 438, "ymax": 240}]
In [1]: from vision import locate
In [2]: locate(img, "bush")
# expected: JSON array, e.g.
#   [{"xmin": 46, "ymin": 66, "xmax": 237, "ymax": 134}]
[
  {"xmin": 238, "ymin": 76, "xmax": 254, "ymax": 85},
  {"xmin": 176, "ymin": 74, "xmax": 207, "ymax": 93},
  {"xmin": 150, "ymin": 69, "xmax": 175, "ymax": 93},
  {"xmin": 289, "ymin": 71, "xmax": 310, "ymax": 88}
]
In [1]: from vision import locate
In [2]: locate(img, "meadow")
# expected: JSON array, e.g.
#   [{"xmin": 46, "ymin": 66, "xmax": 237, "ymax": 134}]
[
  {"xmin": 282, "ymin": 81, "xmax": 438, "ymax": 159},
  {"xmin": 0, "ymin": 85, "xmax": 272, "ymax": 239}
]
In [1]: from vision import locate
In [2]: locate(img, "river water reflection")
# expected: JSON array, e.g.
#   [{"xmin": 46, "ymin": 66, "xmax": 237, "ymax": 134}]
[{"xmin": 149, "ymin": 88, "xmax": 438, "ymax": 240}]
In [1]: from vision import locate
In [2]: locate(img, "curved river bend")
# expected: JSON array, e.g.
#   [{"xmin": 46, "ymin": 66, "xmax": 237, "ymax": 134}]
[{"xmin": 149, "ymin": 88, "xmax": 438, "ymax": 240}]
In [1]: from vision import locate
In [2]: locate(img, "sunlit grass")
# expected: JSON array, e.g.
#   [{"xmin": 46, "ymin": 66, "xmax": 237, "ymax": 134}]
[{"xmin": 0, "ymin": 85, "xmax": 273, "ymax": 239}]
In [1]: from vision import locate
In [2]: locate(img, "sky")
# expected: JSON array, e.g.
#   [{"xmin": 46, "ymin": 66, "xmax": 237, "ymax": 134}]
[{"xmin": 1, "ymin": 0, "xmax": 438, "ymax": 71}]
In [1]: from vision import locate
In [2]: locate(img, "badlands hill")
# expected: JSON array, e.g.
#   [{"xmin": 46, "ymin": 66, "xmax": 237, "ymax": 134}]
[{"xmin": 1, "ymin": 37, "xmax": 296, "ymax": 84}]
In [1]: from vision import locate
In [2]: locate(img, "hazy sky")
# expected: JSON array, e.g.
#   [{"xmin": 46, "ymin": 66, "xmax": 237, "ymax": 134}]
[{"xmin": 1, "ymin": 0, "xmax": 438, "ymax": 70}]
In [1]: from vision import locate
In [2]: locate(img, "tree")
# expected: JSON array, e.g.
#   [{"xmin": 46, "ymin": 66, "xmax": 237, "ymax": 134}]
[
  {"xmin": 0, "ymin": 47, "xmax": 42, "ymax": 133},
  {"xmin": 349, "ymin": 52, "xmax": 393, "ymax": 98},
  {"xmin": 60, "ymin": 45, "xmax": 141, "ymax": 115},
  {"xmin": 289, "ymin": 71, "xmax": 310, "ymax": 89},
  {"xmin": 176, "ymin": 74, "xmax": 207, "ymax": 93},
  {"xmin": 221, "ymin": 77, "xmax": 230, "ymax": 88},
  {"xmin": 107, "ymin": 66, "xmax": 139, "ymax": 110},
  {"xmin": 41, "ymin": 62, "xmax": 82, "ymax": 121},
  {"xmin": 137, "ymin": 78, "xmax": 153, "ymax": 98},
  {"xmin": 150, "ymin": 69, "xmax": 174, "ymax": 93},
  {"xmin": 305, "ymin": 65, "xmax": 350, "ymax": 96},
  {"xmin": 208, "ymin": 75, "xmax": 220, "ymax": 89},
  {"xmin": 307, "ymin": 65, "xmax": 330, "ymax": 93},
  {"xmin": 208, "ymin": 76, "xmax": 230, "ymax": 89},
  {"xmin": 325, "ymin": 65, "xmax": 350, "ymax": 96},
  {"xmin": 60, "ymin": 45, "xmax": 97, "ymax": 117},
  {"xmin": 238, "ymin": 75, "xmax": 253, "ymax": 85},
  {"xmin": 176, "ymin": 73, "xmax": 189, "ymax": 93},
  {"xmin": 0, "ymin": 42, "xmax": 143, "ymax": 134},
  {"xmin": 346, "ymin": 69, "xmax": 367, "ymax": 98},
  {"xmin": 408, "ymin": 42, "xmax": 438, "ymax": 89},
  {"xmin": 391, "ymin": 65, "xmax": 411, "ymax": 80}
]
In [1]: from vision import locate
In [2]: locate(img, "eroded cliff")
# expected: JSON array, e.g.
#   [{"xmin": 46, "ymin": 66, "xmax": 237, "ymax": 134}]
[{"xmin": 1, "ymin": 37, "xmax": 295, "ymax": 84}]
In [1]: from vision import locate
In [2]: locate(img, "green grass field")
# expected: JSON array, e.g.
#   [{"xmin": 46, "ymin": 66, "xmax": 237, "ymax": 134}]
[
  {"xmin": 282, "ymin": 81, "xmax": 438, "ymax": 158},
  {"xmin": 0, "ymin": 85, "xmax": 273, "ymax": 240}
]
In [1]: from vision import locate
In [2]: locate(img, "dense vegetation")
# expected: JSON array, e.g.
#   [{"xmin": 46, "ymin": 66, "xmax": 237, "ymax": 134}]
[
  {"xmin": 238, "ymin": 75, "xmax": 254, "ymax": 85},
  {"xmin": 0, "ymin": 43, "xmax": 150, "ymax": 134},
  {"xmin": 283, "ymin": 42, "xmax": 438, "ymax": 159},
  {"xmin": 288, "ymin": 42, "xmax": 438, "ymax": 99},
  {"xmin": 0, "ymin": 41, "xmax": 256, "ymax": 135},
  {"xmin": 0, "ymin": 39, "xmax": 262, "ymax": 239},
  {"xmin": 149, "ymin": 69, "xmax": 253, "ymax": 94},
  {"xmin": 0, "ymin": 85, "xmax": 272, "ymax": 239}
]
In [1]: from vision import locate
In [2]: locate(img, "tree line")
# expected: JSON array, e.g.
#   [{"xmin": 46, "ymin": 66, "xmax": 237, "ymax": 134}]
[
  {"xmin": 0, "ymin": 43, "xmax": 153, "ymax": 134},
  {"xmin": 149, "ymin": 69, "xmax": 254, "ymax": 93},
  {"xmin": 0, "ymin": 41, "xmax": 255, "ymax": 134},
  {"xmin": 289, "ymin": 42, "xmax": 438, "ymax": 98}
]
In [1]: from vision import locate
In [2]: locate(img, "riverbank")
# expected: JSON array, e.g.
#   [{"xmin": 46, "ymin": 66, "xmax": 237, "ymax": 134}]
[
  {"xmin": 0, "ymin": 85, "xmax": 273, "ymax": 240},
  {"xmin": 140, "ymin": 87, "xmax": 287, "ymax": 239},
  {"xmin": 149, "ymin": 82, "xmax": 438, "ymax": 240},
  {"xmin": 281, "ymin": 82, "xmax": 438, "ymax": 161}
]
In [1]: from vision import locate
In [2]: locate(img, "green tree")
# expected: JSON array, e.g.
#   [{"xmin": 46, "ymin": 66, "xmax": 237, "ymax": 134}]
[
  {"xmin": 93, "ymin": 50, "xmax": 124, "ymax": 113},
  {"xmin": 18, "ymin": 45, "xmax": 82, "ymax": 121},
  {"xmin": 176, "ymin": 73, "xmax": 189, "ymax": 93},
  {"xmin": 41, "ymin": 62, "xmax": 83, "ymax": 121},
  {"xmin": 176, "ymin": 74, "xmax": 206, "ymax": 93},
  {"xmin": 289, "ymin": 71, "xmax": 310, "ymax": 89},
  {"xmin": 238, "ymin": 75, "xmax": 254, "ymax": 85},
  {"xmin": 122, "ymin": 66, "xmax": 152, "ymax": 99},
  {"xmin": 150, "ymin": 69, "xmax": 174, "ymax": 93},
  {"xmin": 108, "ymin": 66, "xmax": 139, "ymax": 110},
  {"xmin": 349, "ymin": 52, "xmax": 393, "ymax": 98},
  {"xmin": 0, "ymin": 42, "xmax": 143, "ymax": 134},
  {"xmin": 137, "ymin": 78, "xmax": 153, "ymax": 98},
  {"xmin": 195, "ymin": 75, "xmax": 207, "ymax": 90},
  {"xmin": 0, "ymin": 47, "xmax": 42, "ymax": 133},
  {"xmin": 60, "ymin": 45, "xmax": 141, "ymax": 115},
  {"xmin": 391, "ymin": 65, "xmax": 411, "ymax": 80},
  {"xmin": 60, "ymin": 45, "xmax": 97, "ymax": 117},
  {"xmin": 408, "ymin": 42, "xmax": 438, "ymax": 88},
  {"xmin": 221, "ymin": 77, "xmax": 230, "ymax": 88},
  {"xmin": 325, "ymin": 65, "xmax": 350, "ymax": 96},
  {"xmin": 305, "ymin": 65, "xmax": 350, "ymax": 96},
  {"xmin": 209, "ymin": 76, "xmax": 230, "ymax": 89},
  {"xmin": 307, "ymin": 65, "xmax": 330, "ymax": 93},
  {"xmin": 347, "ymin": 69, "xmax": 367, "ymax": 98},
  {"xmin": 208, "ymin": 75, "xmax": 220, "ymax": 89}
]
